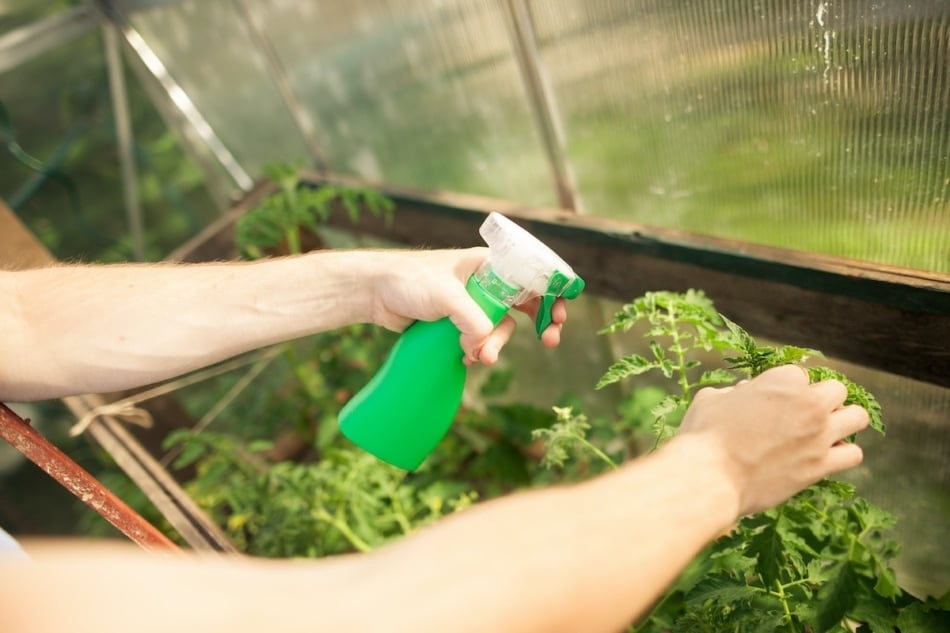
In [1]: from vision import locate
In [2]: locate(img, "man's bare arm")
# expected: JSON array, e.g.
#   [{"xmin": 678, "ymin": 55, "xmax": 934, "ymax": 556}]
[
  {"xmin": 0, "ymin": 249, "xmax": 528, "ymax": 401},
  {"xmin": 1, "ymin": 366, "xmax": 869, "ymax": 633}
]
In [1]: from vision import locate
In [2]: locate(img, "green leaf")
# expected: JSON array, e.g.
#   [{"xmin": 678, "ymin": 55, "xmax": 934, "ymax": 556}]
[
  {"xmin": 746, "ymin": 518, "xmax": 785, "ymax": 589},
  {"xmin": 596, "ymin": 354, "xmax": 658, "ymax": 389},
  {"xmin": 815, "ymin": 562, "xmax": 860, "ymax": 632},
  {"xmin": 697, "ymin": 368, "xmax": 737, "ymax": 387},
  {"xmin": 532, "ymin": 406, "xmax": 592, "ymax": 470},
  {"xmin": 896, "ymin": 598, "xmax": 950, "ymax": 632},
  {"xmin": 849, "ymin": 592, "xmax": 901, "ymax": 633},
  {"xmin": 686, "ymin": 574, "xmax": 759, "ymax": 606},
  {"xmin": 777, "ymin": 344, "xmax": 823, "ymax": 365}
]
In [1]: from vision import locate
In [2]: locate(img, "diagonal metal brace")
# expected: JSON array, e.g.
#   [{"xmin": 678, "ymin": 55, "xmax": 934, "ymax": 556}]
[{"xmin": 0, "ymin": 402, "xmax": 177, "ymax": 552}]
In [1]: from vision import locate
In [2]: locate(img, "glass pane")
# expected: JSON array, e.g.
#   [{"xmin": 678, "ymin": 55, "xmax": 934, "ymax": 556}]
[
  {"xmin": 831, "ymin": 362, "xmax": 950, "ymax": 599},
  {"xmin": 0, "ymin": 0, "xmax": 64, "ymax": 32},
  {"xmin": 253, "ymin": 0, "xmax": 557, "ymax": 207},
  {"xmin": 0, "ymin": 30, "xmax": 220, "ymax": 261},
  {"xmin": 530, "ymin": 1, "xmax": 950, "ymax": 273},
  {"xmin": 129, "ymin": 0, "xmax": 309, "ymax": 178}
]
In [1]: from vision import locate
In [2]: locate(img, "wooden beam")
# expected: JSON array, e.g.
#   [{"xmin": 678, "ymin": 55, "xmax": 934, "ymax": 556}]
[
  {"xmin": 0, "ymin": 201, "xmax": 55, "ymax": 269},
  {"xmin": 294, "ymin": 172, "xmax": 950, "ymax": 389}
]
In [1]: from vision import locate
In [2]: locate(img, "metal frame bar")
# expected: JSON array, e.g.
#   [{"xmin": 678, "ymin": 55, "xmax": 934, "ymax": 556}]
[
  {"xmin": 0, "ymin": 6, "xmax": 100, "ymax": 76},
  {"xmin": 97, "ymin": 0, "xmax": 254, "ymax": 192},
  {"xmin": 232, "ymin": 0, "xmax": 328, "ymax": 171},
  {"xmin": 503, "ymin": 0, "xmax": 579, "ymax": 212},
  {"xmin": 64, "ymin": 394, "xmax": 238, "ymax": 553},
  {"xmin": 102, "ymin": 20, "xmax": 146, "ymax": 261},
  {"xmin": 0, "ymin": 403, "xmax": 178, "ymax": 551}
]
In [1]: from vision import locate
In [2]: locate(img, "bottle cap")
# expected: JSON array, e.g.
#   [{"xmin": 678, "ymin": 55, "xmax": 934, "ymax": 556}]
[{"xmin": 479, "ymin": 212, "xmax": 585, "ymax": 336}]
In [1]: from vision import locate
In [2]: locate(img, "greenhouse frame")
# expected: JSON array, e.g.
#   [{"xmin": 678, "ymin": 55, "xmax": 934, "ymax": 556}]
[{"xmin": 1, "ymin": 0, "xmax": 948, "ymax": 629}]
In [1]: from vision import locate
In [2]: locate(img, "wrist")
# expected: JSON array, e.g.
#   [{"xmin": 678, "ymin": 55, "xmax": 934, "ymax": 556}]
[
  {"xmin": 301, "ymin": 250, "xmax": 379, "ymax": 326},
  {"xmin": 657, "ymin": 433, "xmax": 743, "ymax": 529}
]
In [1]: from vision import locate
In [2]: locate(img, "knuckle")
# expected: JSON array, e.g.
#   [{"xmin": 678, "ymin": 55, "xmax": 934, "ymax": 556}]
[{"xmin": 693, "ymin": 386, "xmax": 720, "ymax": 402}]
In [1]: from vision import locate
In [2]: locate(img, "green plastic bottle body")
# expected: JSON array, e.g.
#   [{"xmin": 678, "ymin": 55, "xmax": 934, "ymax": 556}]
[{"xmin": 338, "ymin": 276, "xmax": 510, "ymax": 470}]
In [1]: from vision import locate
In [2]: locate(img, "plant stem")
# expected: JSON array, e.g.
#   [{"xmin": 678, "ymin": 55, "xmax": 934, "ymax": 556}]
[
  {"xmin": 577, "ymin": 436, "xmax": 618, "ymax": 469},
  {"xmin": 775, "ymin": 579, "xmax": 799, "ymax": 633},
  {"xmin": 284, "ymin": 226, "xmax": 302, "ymax": 256},
  {"xmin": 314, "ymin": 508, "xmax": 372, "ymax": 553},
  {"xmin": 387, "ymin": 473, "xmax": 415, "ymax": 535},
  {"xmin": 664, "ymin": 303, "xmax": 691, "ymax": 400}
]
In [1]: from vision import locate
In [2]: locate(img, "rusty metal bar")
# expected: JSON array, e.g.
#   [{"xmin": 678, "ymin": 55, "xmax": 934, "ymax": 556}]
[{"xmin": 0, "ymin": 403, "xmax": 178, "ymax": 552}]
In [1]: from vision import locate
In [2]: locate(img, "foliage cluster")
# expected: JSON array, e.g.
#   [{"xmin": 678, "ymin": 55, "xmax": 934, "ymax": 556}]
[
  {"xmin": 161, "ymin": 170, "xmax": 947, "ymax": 630},
  {"xmin": 163, "ymin": 165, "xmax": 546, "ymax": 556},
  {"xmin": 234, "ymin": 162, "xmax": 393, "ymax": 259},
  {"xmin": 535, "ymin": 290, "xmax": 947, "ymax": 632}
]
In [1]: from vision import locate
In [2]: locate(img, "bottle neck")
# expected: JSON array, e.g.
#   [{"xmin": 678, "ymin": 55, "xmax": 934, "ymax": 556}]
[
  {"xmin": 467, "ymin": 272, "xmax": 515, "ymax": 326},
  {"xmin": 473, "ymin": 263, "xmax": 522, "ymax": 308}
]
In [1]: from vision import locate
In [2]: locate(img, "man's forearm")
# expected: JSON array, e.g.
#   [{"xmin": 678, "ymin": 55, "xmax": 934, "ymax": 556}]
[
  {"xmin": 354, "ymin": 433, "xmax": 738, "ymax": 633},
  {"xmin": 0, "ymin": 252, "xmax": 375, "ymax": 400},
  {"xmin": 2, "ymin": 434, "xmax": 738, "ymax": 633}
]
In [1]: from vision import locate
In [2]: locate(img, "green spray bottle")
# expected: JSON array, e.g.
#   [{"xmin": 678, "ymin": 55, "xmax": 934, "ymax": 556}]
[{"xmin": 338, "ymin": 212, "xmax": 585, "ymax": 470}]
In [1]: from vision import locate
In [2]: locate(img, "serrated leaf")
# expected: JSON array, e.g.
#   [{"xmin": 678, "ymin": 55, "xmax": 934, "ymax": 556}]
[
  {"xmin": 815, "ymin": 562, "xmax": 860, "ymax": 632},
  {"xmin": 807, "ymin": 367, "xmax": 885, "ymax": 436},
  {"xmin": 720, "ymin": 314, "xmax": 757, "ymax": 354},
  {"xmin": 778, "ymin": 345, "xmax": 823, "ymax": 365},
  {"xmin": 896, "ymin": 599, "xmax": 950, "ymax": 632},
  {"xmin": 686, "ymin": 574, "xmax": 759, "ymax": 606},
  {"xmin": 747, "ymin": 520, "xmax": 785, "ymax": 589},
  {"xmin": 698, "ymin": 368, "xmax": 737, "ymax": 387},
  {"xmin": 650, "ymin": 395, "xmax": 685, "ymax": 424},
  {"xmin": 172, "ymin": 439, "xmax": 207, "ymax": 469},
  {"xmin": 872, "ymin": 567, "xmax": 900, "ymax": 600},
  {"xmin": 596, "ymin": 354, "xmax": 659, "ymax": 389},
  {"xmin": 849, "ymin": 592, "xmax": 901, "ymax": 633}
]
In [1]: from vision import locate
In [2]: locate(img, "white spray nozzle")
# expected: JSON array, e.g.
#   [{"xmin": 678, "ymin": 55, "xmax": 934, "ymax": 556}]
[{"xmin": 477, "ymin": 212, "xmax": 584, "ymax": 314}]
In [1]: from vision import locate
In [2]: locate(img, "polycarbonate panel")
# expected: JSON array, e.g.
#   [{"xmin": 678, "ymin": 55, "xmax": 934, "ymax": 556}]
[
  {"xmin": 0, "ymin": 25, "xmax": 221, "ymax": 262},
  {"xmin": 249, "ymin": 0, "xmax": 557, "ymax": 207},
  {"xmin": 0, "ymin": 30, "xmax": 131, "ymax": 261},
  {"xmin": 824, "ymin": 362, "xmax": 950, "ymax": 599},
  {"xmin": 530, "ymin": 1, "xmax": 950, "ymax": 273},
  {"xmin": 0, "ymin": 0, "xmax": 63, "ymax": 32},
  {"xmin": 129, "ymin": 0, "xmax": 308, "ymax": 178}
]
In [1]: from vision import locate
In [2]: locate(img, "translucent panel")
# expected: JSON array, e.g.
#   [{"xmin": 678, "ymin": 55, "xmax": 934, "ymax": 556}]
[
  {"xmin": 129, "ymin": 0, "xmax": 308, "ymax": 177},
  {"xmin": 831, "ymin": 363, "xmax": 950, "ymax": 598},
  {"xmin": 251, "ymin": 0, "xmax": 557, "ymax": 206},
  {"xmin": 530, "ymin": 1, "xmax": 950, "ymax": 273},
  {"xmin": 0, "ymin": 29, "xmax": 220, "ymax": 262},
  {"xmin": 0, "ymin": 0, "xmax": 63, "ymax": 31},
  {"xmin": 0, "ymin": 30, "xmax": 130, "ymax": 261}
]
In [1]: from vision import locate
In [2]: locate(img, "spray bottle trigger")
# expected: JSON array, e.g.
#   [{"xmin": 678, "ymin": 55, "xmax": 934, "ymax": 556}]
[{"xmin": 533, "ymin": 272, "xmax": 585, "ymax": 337}]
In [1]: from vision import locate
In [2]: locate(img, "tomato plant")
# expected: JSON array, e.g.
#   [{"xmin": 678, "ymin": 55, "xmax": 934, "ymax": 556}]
[{"xmin": 534, "ymin": 290, "xmax": 947, "ymax": 632}]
